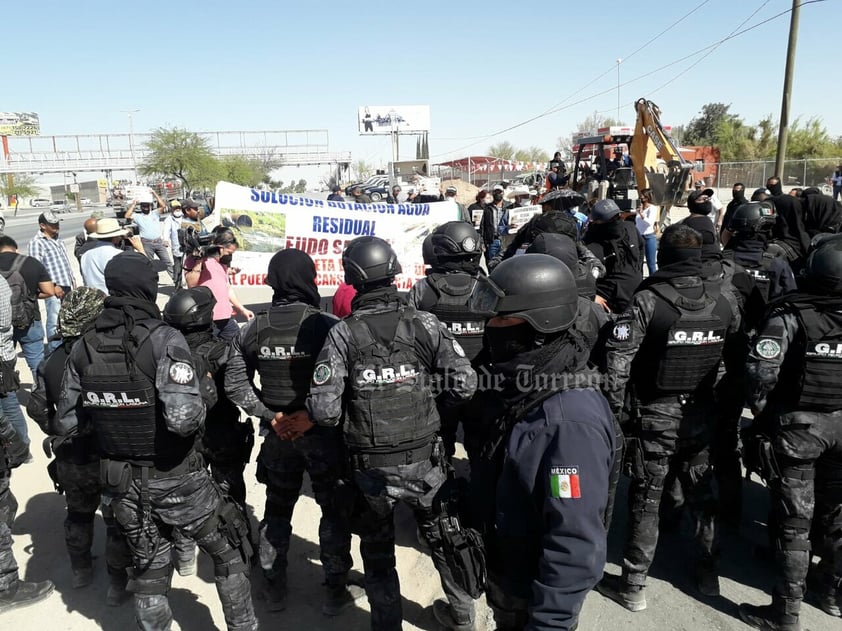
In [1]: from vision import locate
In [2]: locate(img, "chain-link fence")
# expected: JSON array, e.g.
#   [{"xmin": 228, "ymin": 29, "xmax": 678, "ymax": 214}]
[{"xmin": 713, "ymin": 157, "xmax": 841, "ymax": 191}]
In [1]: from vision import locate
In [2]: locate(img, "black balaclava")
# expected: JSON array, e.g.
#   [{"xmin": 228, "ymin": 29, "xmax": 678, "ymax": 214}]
[
  {"xmin": 104, "ymin": 252, "xmax": 158, "ymax": 301},
  {"xmin": 767, "ymin": 180, "xmax": 783, "ymax": 196},
  {"xmin": 265, "ymin": 248, "xmax": 320, "ymax": 307},
  {"xmin": 492, "ymin": 190, "xmax": 504, "ymax": 203},
  {"xmin": 526, "ymin": 233, "xmax": 577, "ymax": 273},
  {"xmin": 688, "ymin": 196, "xmax": 713, "ymax": 216},
  {"xmin": 682, "ymin": 215, "xmax": 720, "ymax": 261},
  {"xmin": 485, "ymin": 322, "xmax": 538, "ymax": 364}
]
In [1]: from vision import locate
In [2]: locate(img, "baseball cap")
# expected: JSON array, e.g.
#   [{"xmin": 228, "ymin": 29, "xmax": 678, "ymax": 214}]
[
  {"xmin": 591, "ymin": 199, "xmax": 621, "ymax": 222},
  {"xmin": 445, "ymin": 186, "xmax": 458, "ymax": 195},
  {"xmin": 38, "ymin": 211, "xmax": 61, "ymax": 225},
  {"xmin": 181, "ymin": 198, "xmax": 200, "ymax": 210},
  {"xmin": 170, "ymin": 199, "xmax": 182, "ymax": 209},
  {"xmin": 492, "ymin": 184, "xmax": 505, "ymax": 192}
]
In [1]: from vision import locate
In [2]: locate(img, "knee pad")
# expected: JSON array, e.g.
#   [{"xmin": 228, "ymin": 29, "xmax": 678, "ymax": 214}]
[
  {"xmin": 66, "ymin": 510, "xmax": 96, "ymax": 524},
  {"xmin": 128, "ymin": 565, "xmax": 172, "ymax": 595}
]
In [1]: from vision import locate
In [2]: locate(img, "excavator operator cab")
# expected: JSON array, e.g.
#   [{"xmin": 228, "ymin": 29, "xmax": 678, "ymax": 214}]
[{"xmin": 571, "ymin": 132, "xmax": 639, "ymax": 216}]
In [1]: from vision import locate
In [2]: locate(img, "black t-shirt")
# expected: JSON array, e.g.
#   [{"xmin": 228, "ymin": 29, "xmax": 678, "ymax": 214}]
[{"xmin": 0, "ymin": 251, "xmax": 52, "ymax": 298}]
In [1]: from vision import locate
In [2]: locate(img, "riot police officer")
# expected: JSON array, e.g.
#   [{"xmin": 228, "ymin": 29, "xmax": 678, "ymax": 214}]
[
  {"xmin": 408, "ymin": 221, "xmax": 494, "ymax": 456},
  {"xmin": 27, "ymin": 287, "xmax": 131, "ymax": 604},
  {"xmin": 739, "ymin": 235, "xmax": 842, "ymax": 630},
  {"xmin": 163, "ymin": 286, "xmax": 255, "ymax": 576},
  {"xmin": 597, "ymin": 224, "xmax": 740, "ymax": 611},
  {"xmin": 55, "ymin": 252, "xmax": 257, "ymax": 631},
  {"xmin": 469, "ymin": 253, "xmax": 615, "ymax": 631},
  {"xmin": 714, "ymin": 201, "xmax": 796, "ymax": 526},
  {"xmin": 306, "ymin": 236, "xmax": 478, "ymax": 631},
  {"xmin": 224, "ymin": 248, "xmax": 362, "ymax": 615}
]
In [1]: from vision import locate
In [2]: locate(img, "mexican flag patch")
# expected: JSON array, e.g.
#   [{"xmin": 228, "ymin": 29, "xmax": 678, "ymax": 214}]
[{"xmin": 550, "ymin": 466, "xmax": 581, "ymax": 499}]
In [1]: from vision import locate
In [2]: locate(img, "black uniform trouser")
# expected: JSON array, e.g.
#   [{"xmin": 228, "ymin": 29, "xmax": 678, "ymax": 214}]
[
  {"xmin": 354, "ymin": 457, "xmax": 475, "ymax": 631},
  {"xmin": 713, "ymin": 371, "xmax": 747, "ymax": 525},
  {"xmin": 109, "ymin": 466, "xmax": 257, "ymax": 631},
  {"xmin": 622, "ymin": 398, "xmax": 718, "ymax": 587},
  {"xmin": 256, "ymin": 429, "xmax": 353, "ymax": 588},
  {"xmin": 768, "ymin": 409, "xmax": 842, "ymax": 616},
  {"xmin": 0, "ymin": 469, "xmax": 18, "ymax": 593},
  {"xmin": 56, "ymin": 457, "xmax": 131, "ymax": 579}
]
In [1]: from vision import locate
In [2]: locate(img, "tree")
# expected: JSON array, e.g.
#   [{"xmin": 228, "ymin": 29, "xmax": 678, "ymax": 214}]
[
  {"xmin": 218, "ymin": 155, "xmax": 266, "ymax": 187},
  {"xmin": 556, "ymin": 115, "xmax": 625, "ymax": 161},
  {"xmin": 0, "ymin": 173, "xmax": 39, "ymax": 216},
  {"xmin": 488, "ymin": 141, "xmax": 516, "ymax": 160},
  {"xmin": 294, "ymin": 179, "xmax": 307, "ymax": 194},
  {"xmin": 352, "ymin": 159, "xmax": 373, "ymax": 180},
  {"xmin": 140, "ymin": 127, "xmax": 221, "ymax": 192},
  {"xmin": 514, "ymin": 146, "xmax": 550, "ymax": 163},
  {"xmin": 684, "ymin": 103, "xmax": 737, "ymax": 146}
]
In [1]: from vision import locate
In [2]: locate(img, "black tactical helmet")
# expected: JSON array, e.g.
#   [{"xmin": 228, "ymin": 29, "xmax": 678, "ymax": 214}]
[
  {"xmin": 475, "ymin": 253, "xmax": 578, "ymax": 333},
  {"xmin": 163, "ymin": 286, "xmax": 216, "ymax": 330},
  {"xmin": 422, "ymin": 234, "xmax": 435, "ymax": 266},
  {"xmin": 804, "ymin": 234, "xmax": 842, "ymax": 293},
  {"xmin": 430, "ymin": 221, "xmax": 481, "ymax": 261},
  {"xmin": 727, "ymin": 201, "xmax": 776, "ymax": 234},
  {"xmin": 343, "ymin": 236, "xmax": 402, "ymax": 288}
]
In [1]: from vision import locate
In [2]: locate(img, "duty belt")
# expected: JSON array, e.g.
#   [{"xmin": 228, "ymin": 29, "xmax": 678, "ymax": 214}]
[
  {"xmin": 351, "ymin": 442, "xmax": 434, "ymax": 469},
  {"xmin": 130, "ymin": 451, "xmax": 204, "ymax": 480}
]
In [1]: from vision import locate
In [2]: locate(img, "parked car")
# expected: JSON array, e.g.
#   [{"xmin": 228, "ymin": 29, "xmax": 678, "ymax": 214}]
[
  {"xmin": 30, "ymin": 198, "xmax": 51, "ymax": 207},
  {"xmin": 50, "ymin": 200, "xmax": 70, "ymax": 213},
  {"xmin": 0, "ymin": 211, "xmax": 5, "ymax": 233},
  {"xmin": 80, "ymin": 197, "xmax": 92, "ymax": 205}
]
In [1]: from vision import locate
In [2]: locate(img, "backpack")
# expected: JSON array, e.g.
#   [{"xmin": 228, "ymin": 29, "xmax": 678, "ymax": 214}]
[{"xmin": 1, "ymin": 256, "xmax": 38, "ymax": 330}]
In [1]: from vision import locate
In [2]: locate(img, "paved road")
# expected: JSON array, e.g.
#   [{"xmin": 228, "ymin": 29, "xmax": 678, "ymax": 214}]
[{"xmin": 3, "ymin": 205, "xmax": 109, "ymax": 251}]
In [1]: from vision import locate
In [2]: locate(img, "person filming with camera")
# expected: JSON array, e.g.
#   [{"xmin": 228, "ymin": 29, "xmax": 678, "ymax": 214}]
[{"xmin": 183, "ymin": 226, "xmax": 253, "ymax": 340}]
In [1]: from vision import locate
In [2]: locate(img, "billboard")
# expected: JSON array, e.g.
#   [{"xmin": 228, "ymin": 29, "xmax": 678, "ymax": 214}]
[
  {"xmin": 358, "ymin": 105, "xmax": 430, "ymax": 135},
  {"xmin": 0, "ymin": 112, "xmax": 40, "ymax": 136}
]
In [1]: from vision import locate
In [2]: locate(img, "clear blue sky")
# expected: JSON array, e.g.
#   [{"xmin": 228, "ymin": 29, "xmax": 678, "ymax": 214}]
[{"xmin": 2, "ymin": 0, "xmax": 838, "ymax": 181}]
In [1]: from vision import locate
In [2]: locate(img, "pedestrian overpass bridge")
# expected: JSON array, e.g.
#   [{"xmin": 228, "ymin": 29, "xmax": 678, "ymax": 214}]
[{"xmin": 0, "ymin": 129, "xmax": 351, "ymax": 175}]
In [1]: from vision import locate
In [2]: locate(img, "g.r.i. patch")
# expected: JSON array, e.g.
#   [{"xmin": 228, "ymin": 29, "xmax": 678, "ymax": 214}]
[
  {"xmin": 313, "ymin": 363, "xmax": 332, "ymax": 385},
  {"xmin": 755, "ymin": 338, "xmax": 781, "ymax": 359}
]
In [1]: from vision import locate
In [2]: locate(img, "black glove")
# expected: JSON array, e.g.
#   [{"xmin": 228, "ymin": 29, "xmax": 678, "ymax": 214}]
[{"xmin": 0, "ymin": 414, "xmax": 28, "ymax": 469}]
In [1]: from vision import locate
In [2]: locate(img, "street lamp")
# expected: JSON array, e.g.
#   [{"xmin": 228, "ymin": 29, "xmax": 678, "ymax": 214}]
[
  {"xmin": 120, "ymin": 109, "xmax": 140, "ymax": 182},
  {"xmin": 616, "ymin": 59, "xmax": 622, "ymax": 122}
]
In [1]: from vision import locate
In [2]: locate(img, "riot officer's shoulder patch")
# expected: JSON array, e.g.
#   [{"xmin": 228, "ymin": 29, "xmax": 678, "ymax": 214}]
[
  {"xmin": 313, "ymin": 362, "xmax": 331, "ymax": 385},
  {"xmin": 169, "ymin": 362, "xmax": 195, "ymax": 385},
  {"xmin": 549, "ymin": 465, "xmax": 581, "ymax": 499},
  {"xmin": 612, "ymin": 322, "xmax": 631, "ymax": 342},
  {"xmin": 755, "ymin": 338, "xmax": 781, "ymax": 359}
]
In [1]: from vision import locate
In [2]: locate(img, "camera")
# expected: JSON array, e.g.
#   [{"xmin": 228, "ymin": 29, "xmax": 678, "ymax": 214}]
[{"xmin": 180, "ymin": 227, "xmax": 214, "ymax": 257}]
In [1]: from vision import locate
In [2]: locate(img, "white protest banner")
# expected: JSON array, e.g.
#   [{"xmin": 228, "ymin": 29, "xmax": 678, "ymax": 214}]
[
  {"xmin": 507, "ymin": 204, "xmax": 542, "ymax": 232},
  {"xmin": 214, "ymin": 181, "xmax": 459, "ymax": 292}
]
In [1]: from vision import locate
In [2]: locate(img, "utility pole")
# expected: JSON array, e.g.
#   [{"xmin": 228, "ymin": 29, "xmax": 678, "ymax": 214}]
[{"xmin": 774, "ymin": 0, "xmax": 801, "ymax": 179}]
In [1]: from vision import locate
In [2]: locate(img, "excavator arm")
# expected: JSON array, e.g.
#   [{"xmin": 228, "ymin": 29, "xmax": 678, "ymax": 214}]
[{"xmin": 630, "ymin": 98, "xmax": 693, "ymax": 227}]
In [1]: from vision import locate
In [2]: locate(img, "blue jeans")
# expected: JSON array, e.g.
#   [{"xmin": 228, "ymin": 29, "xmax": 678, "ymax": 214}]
[
  {"xmin": 13, "ymin": 319, "xmax": 45, "ymax": 380},
  {"xmin": 45, "ymin": 295, "xmax": 61, "ymax": 355},
  {"xmin": 484, "ymin": 239, "xmax": 501, "ymax": 265},
  {"xmin": 0, "ymin": 393, "xmax": 28, "ymax": 445},
  {"xmin": 643, "ymin": 233, "xmax": 658, "ymax": 276}
]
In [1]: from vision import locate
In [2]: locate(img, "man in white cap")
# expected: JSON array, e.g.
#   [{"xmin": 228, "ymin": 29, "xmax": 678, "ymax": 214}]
[
  {"xmin": 443, "ymin": 185, "xmax": 470, "ymax": 223},
  {"xmin": 80, "ymin": 218, "xmax": 131, "ymax": 294}
]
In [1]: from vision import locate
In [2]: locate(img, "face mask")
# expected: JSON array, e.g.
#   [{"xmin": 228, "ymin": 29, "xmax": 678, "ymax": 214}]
[
  {"xmin": 484, "ymin": 197, "xmax": 492, "ymax": 204},
  {"xmin": 519, "ymin": 198, "xmax": 531, "ymax": 207},
  {"xmin": 493, "ymin": 192, "xmax": 504, "ymax": 202},
  {"xmin": 693, "ymin": 201, "xmax": 713, "ymax": 215},
  {"xmin": 172, "ymin": 211, "xmax": 183, "ymax": 218},
  {"xmin": 219, "ymin": 254, "xmax": 233, "ymax": 266},
  {"xmin": 485, "ymin": 322, "xmax": 536, "ymax": 363}
]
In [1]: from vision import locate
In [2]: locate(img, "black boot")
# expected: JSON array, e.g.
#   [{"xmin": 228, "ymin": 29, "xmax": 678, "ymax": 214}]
[
  {"xmin": 738, "ymin": 602, "xmax": 801, "ymax": 631},
  {"xmin": 0, "ymin": 580, "xmax": 55, "ymax": 613}
]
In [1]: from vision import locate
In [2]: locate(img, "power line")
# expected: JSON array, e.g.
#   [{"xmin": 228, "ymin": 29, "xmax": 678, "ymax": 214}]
[{"xmin": 432, "ymin": 0, "xmax": 826, "ymax": 159}]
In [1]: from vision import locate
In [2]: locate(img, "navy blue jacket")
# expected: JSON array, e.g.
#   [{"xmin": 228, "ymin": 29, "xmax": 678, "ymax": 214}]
[{"xmin": 494, "ymin": 387, "xmax": 615, "ymax": 631}]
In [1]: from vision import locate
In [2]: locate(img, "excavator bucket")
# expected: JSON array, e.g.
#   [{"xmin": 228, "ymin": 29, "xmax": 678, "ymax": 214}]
[{"xmin": 631, "ymin": 99, "xmax": 693, "ymax": 226}]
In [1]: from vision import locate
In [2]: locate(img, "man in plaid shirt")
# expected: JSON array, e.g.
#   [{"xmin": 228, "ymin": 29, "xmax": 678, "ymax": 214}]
[{"xmin": 28, "ymin": 212, "xmax": 75, "ymax": 354}]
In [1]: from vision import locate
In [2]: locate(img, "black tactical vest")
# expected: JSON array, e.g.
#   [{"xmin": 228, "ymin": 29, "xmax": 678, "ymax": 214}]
[
  {"xmin": 344, "ymin": 307, "xmax": 439, "ymax": 453},
  {"xmin": 418, "ymin": 273, "xmax": 493, "ymax": 362},
  {"xmin": 191, "ymin": 336, "xmax": 240, "ymax": 425},
  {"xmin": 794, "ymin": 305, "xmax": 842, "ymax": 412},
  {"xmin": 633, "ymin": 282, "xmax": 731, "ymax": 399},
  {"xmin": 255, "ymin": 305, "xmax": 323, "ymax": 412},
  {"xmin": 78, "ymin": 321, "xmax": 194, "ymax": 467},
  {"xmin": 724, "ymin": 249, "xmax": 778, "ymax": 303}
]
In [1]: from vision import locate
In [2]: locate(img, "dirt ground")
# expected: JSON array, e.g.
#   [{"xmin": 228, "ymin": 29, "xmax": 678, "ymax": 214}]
[{"xmin": 3, "ymin": 216, "xmax": 840, "ymax": 630}]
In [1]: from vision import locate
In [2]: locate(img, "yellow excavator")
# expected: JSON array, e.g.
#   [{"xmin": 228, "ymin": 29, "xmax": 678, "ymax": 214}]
[{"xmin": 570, "ymin": 98, "xmax": 693, "ymax": 228}]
